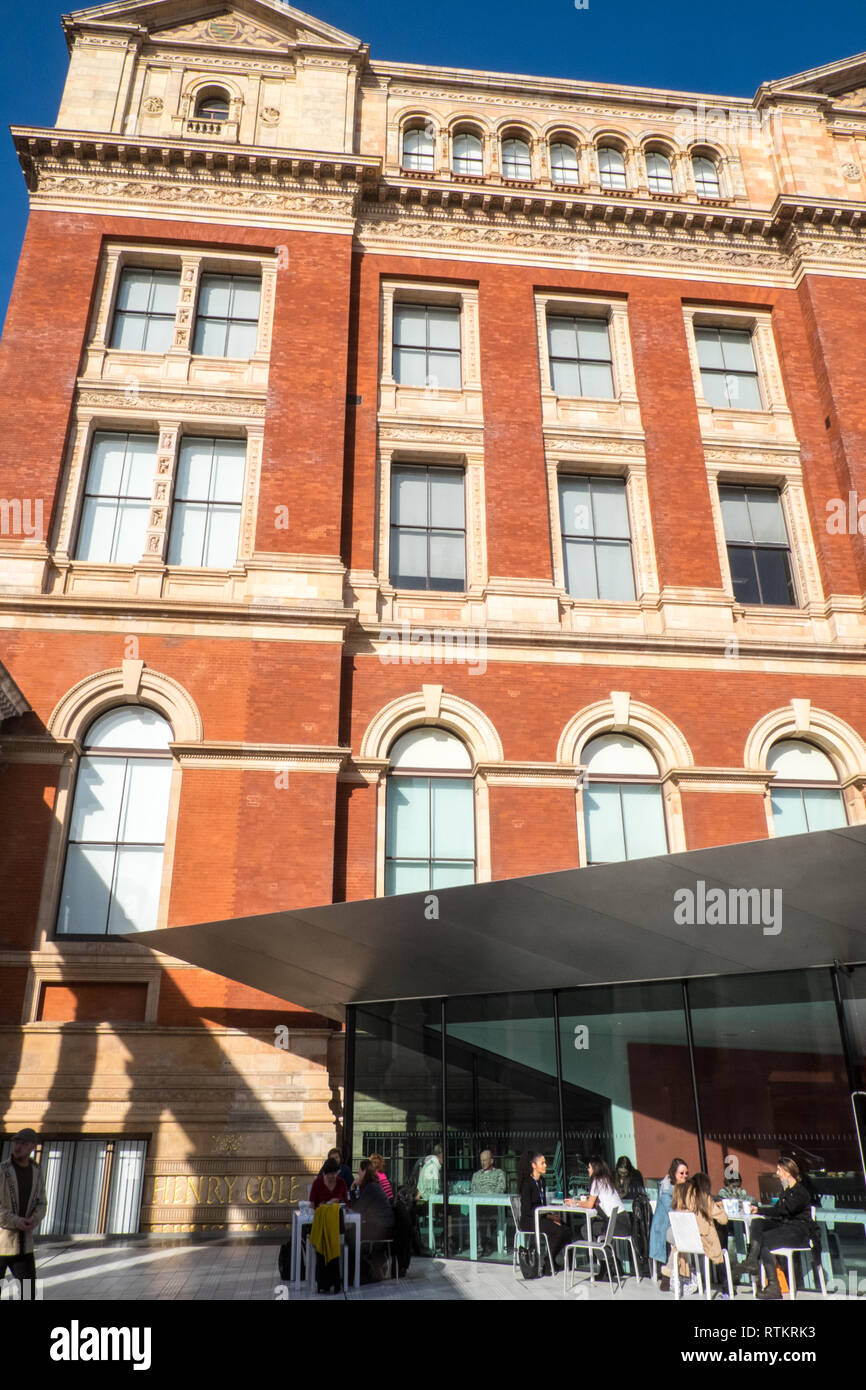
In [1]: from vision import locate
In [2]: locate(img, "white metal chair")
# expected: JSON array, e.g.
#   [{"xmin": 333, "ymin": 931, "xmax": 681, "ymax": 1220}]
[
  {"xmin": 751, "ymin": 1210, "xmax": 828, "ymax": 1300},
  {"xmin": 563, "ymin": 1209, "xmax": 621, "ymax": 1296},
  {"xmin": 611, "ymin": 1219, "xmax": 643, "ymax": 1283},
  {"xmin": 668, "ymin": 1210, "xmax": 734, "ymax": 1300},
  {"xmin": 304, "ymin": 1232, "xmax": 350, "ymax": 1294},
  {"xmin": 509, "ymin": 1195, "xmax": 553, "ymax": 1278}
]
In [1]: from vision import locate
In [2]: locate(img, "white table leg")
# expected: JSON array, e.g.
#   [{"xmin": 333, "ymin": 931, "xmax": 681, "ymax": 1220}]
[{"xmin": 469, "ymin": 1201, "xmax": 477, "ymax": 1261}]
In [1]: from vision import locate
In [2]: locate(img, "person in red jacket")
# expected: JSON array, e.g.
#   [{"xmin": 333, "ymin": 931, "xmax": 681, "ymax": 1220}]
[{"xmin": 309, "ymin": 1157, "xmax": 348, "ymax": 1208}]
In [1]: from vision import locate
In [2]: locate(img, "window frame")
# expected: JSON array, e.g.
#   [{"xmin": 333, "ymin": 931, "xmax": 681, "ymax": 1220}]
[
  {"xmin": 547, "ymin": 312, "xmax": 616, "ymax": 400},
  {"xmin": 165, "ymin": 435, "xmax": 248, "ymax": 570},
  {"xmin": 451, "ymin": 129, "xmax": 484, "ymax": 178},
  {"xmin": 389, "ymin": 462, "xmax": 467, "ymax": 593},
  {"xmin": 692, "ymin": 153, "xmax": 722, "ymax": 198},
  {"xmin": 109, "ymin": 266, "xmax": 181, "ymax": 354},
  {"xmin": 74, "ymin": 430, "xmax": 158, "ymax": 566},
  {"xmin": 402, "ymin": 123, "xmax": 436, "ymax": 172},
  {"xmin": 391, "ymin": 301, "xmax": 463, "ymax": 391},
  {"xmin": 557, "ymin": 472, "xmax": 636, "ymax": 602},
  {"xmin": 718, "ymin": 482, "xmax": 798, "ymax": 609},
  {"xmin": 694, "ymin": 324, "xmax": 764, "ymax": 412},
  {"xmin": 597, "ymin": 144, "xmax": 628, "ymax": 191},
  {"xmin": 579, "ymin": 735, "xmax": 669, "ymax": 865},
  {"xmin": 192, "ymin": 271, "xmax": 263, "ymax": 360},
  {"xmin": 501, "ymin": 135, "xmax": 533, "ymax": 182},
  {"xmin": 384, "ymin": 758, "xmax": 477, "ymax": 894},
  {"xmin": 645, "ymin": 149, "xmax": 675, "ymax": 195}
]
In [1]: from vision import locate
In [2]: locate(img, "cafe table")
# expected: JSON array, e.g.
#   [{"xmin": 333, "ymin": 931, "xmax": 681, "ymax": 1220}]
[
  {"xmin": 534, "ymin": 1201, "xmax": 596, "ymax": 1274},
  {"xmin": 290, "ymin": 1206, "xmax": 361, "ymax": 1288},
  {"xmin": 425, "ymin": 1193, "xmax": 513, "ymax": 1257}
]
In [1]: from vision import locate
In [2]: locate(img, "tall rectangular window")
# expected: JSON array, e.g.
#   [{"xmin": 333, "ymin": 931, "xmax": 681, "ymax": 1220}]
[
  {"xmin": 110, "ymin": 268, "xmax": 179, "ymax": 352},
  {"xmin": 558, "ymin": 475, "xmax": 635, "ymax": 600},
  {"xmin": 547, "ymin": 316, "xmax": 614, "ymax": 398},
  {"xmin": 385, "ymin": 777, "xmax": 475, "ymax": 894},
  {"xmin": 166, "ymin": 437, "xmax": 246, "ymax": 568},
  {"xmin": 193, "ymin": 274, "xmax": 261, "ymax": 358},
  {"xmin": 695, "ymin": 326, "xmax": 763, "ymax": 410},
  {"xmin": 390, "ymin": 466, "xmax": 466, "ymax": 591},
  {"xmin": 75, "ymin": 432, "xmax": 156, "ymax": 564},
  {"xmin": 719, "ymin": 484, "xmax": 796, "ymax": 606},
  {"xmin": 393, "ymin": 304, "xmax": 462, "ymax": 389}
]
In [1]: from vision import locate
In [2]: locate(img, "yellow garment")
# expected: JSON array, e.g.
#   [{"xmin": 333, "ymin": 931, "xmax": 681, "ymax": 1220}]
[{"xmin": 310, "ymin": 1202, "xmax": 341, "ymax": 1265}]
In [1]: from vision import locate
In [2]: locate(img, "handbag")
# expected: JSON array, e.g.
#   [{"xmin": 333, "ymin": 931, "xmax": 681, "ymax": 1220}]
[{"xmin": 518, "ymin": 1241, "xmax": 541, "ymax": 1280}]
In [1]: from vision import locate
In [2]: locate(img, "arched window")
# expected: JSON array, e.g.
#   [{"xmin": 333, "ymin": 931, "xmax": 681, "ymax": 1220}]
[
  {"xmin": 550, "ymin": 141, "xmax": 580, "ymax": 185},
  {"xmin": 582, "ymin": 733, "xmax": 667, "ymax": 863},
  {"xmin": 56, "ymin": 708, "xmax": 173, "ymax": 936},
  {"xmin": 403, "ymin": 124, "xmax": 435, "ymax": 172},
  {"xmin": 385, "ymin": 728, "xmax": 475, "ymax": 894},
  {"xmin": 195, "ymin": 91, "xmax": 230, "ymax": 122},
  {"xmin": 692, "ymin": 154, "xmax": 721, "ymax": 198},
  {"xmin": 598, "ymin": 146, "xmax": 627, "ymax": 190},
  {"xmin": 452, "ymin": 130, "xmax": 483, "ymax": 177},
  {"xmin": 646, "ymin": 150, "xmax": 674, "ymax": 194},
  {"xmin": 767, "ymin": 740, "xmax": 848, "ymax": 837},
  {"xmin": 502, "ymin": 137, "xmax": 532, "ymax": 181}
]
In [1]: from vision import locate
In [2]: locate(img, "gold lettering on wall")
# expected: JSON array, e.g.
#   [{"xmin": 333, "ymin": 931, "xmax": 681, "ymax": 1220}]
[{"xmin": 145, "ymin": 1171, "xmax": 304, "ymax": 1207}]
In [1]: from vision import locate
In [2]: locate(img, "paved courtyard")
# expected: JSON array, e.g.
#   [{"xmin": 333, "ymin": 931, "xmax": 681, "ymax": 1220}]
[{"xmin": 3, "ymin": 1238, "xmax": 838, "ymax": 1302}]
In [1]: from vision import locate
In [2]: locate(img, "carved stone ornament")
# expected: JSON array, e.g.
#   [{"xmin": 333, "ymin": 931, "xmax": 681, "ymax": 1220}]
[
  {"xmin": 143, "ymin": 97, "xmax": 164, "ymax": 115},
  {"xmin": 841, "ymin": 162, "xmax": 862, "ymax": 181},
  {"xmin": 261, "ymin": 107, "xmax": 280, "ymax": 125}
]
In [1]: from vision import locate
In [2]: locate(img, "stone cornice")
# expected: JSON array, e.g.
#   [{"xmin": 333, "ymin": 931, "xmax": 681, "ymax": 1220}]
[
  {"xmin": 0, "ymin": 593, "xmax": 357, "ymax": 630},
  {"xmin": 171, "ymin": 742, "xmax": 350, "ymax": 772},
  {"xmin": 0, "ymin": 661, "xmax": 28, "ymax": 722}
]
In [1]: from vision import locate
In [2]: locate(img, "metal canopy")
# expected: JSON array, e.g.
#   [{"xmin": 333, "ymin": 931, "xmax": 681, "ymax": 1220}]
[{"xmin": 129, "ymin": 824, "xmax": 866, "ymax": 1021}]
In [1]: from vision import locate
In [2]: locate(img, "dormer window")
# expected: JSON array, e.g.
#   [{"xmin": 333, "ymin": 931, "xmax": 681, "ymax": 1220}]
[{"xmin": 195, "ymin": 91, "xmax": 230, "ymax": 123}]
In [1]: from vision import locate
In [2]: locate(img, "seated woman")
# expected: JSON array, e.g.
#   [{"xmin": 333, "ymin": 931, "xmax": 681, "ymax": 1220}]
[
  {"xmin": 351, "ymin": 1165, "xmax": 396, "ymax": 1243},
  {"xmin": 369, "ymin": 1153, "xmax": 394, "ymax": 1201},
  {"xmin": 673, "ymin": 1173, "xmax": 729, "ymax": 1294},
  {"xmin": 517, "ymin": 1149, "xmax": 572, "ymax": 1273},
  {"xmin": 735, "ymin": 1158, "xmax": 814, "ymax": 1300},
  {"xmin": 309, "ymin": 1156, "xmax": 348, "ymax": 1208},
  {"xmin": 577, "ymin": 1156, "xmax": 631, "ymax": 1236},
  {"xmin": 614, "ymin": 1155, "xmax": 645, "ymax": 1200},
  {"xmin": 649, "ymin": 1156, "xmax": 689, "ymax": 1292}
]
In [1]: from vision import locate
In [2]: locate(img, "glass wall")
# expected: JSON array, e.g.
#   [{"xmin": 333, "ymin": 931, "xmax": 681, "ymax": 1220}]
[
  {"xmin": 347, "ymin": 965, "xmax": 865, "ymax": 1272},
  {"xmin": 559, "ymin": 981, "xmax": 699, "ymax": 1197},
  {"xmin": 0, "ymin": 1137, "xmax": 147, "ymax": 1234}
]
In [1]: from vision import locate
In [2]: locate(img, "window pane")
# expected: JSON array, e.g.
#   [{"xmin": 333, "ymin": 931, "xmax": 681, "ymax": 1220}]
[
  {"xmin": 583, "ymin": 734, "xmax": 658, "ymax": 775},
  {"xmin": 393, "ymin": 346, "xmax": 427, "ymax": 386},
  {"xmin": 728, "ymin": 546, "xmax": 760, "ymax": 604},
  {"xmin": 550, "ymin": 359, "xmax": 581, "ymax": 396},
  {"xmin": 225, "ymin": 321, "xmax": 258, "ymax": 358},
  {"xmin": 116, "ymin": 269, "xmax": 152, "ymax": 312},
  {"xmin": 211, "ymin": 442, "xmax": 246, "ymax": 502},
  {"xmin": 595, "ymin": 540, "xmax": 635, "ymax": 600},
  {"xmin": 719, "ymin": 487, "xmax": 751, "ymax": 543},
  {"xmin": 77, "ymin": 499, "xmax": 117, "ymax": 562},
  {"xmin": 198, "ymin": 275, "xmax": 231, "ymax": 316},
  {"xmin": 204, "ymin": 506, "xmax": 240, "ymax": 567},
  {"xmin": 802, "ymin": 788, "xmax": 848, "ymax": 832},
  {"xmin": 57, "ymin": 844, "xmax": 114, "ymax": 935},
  {"xmin": 386, "ymin": 776, "xmax": 430, "ymax": 859},
  {"xmin": 747, "ymin": 490, "xmax": 787, "ymax": 545},
  {"xmin": 150, "ymin": 271, "xmax": 180, "ymax": 314},
  {"xmin": 108, "ymin": 846, "xmax": 164, "ymax": 933},
  {"xmin": 141, "ymin": 316, "xmax": 175, "ymax": 353},
  {"xmin": 590, "ymin": 478, "xmax": 629, "ymax": 538},
  {"xmin": 563, "ymin": 538, "xmax": 598, "ymax": 598},
  {"xmin": 726, "ymin": 372, "xmax": 762, "ymax": 411},
  {"xmin": 175, "ymin": 440, "xmax": 212, "ymax": 501},
  {"xmin": 701, "ymin": 371, "xmax": 731, "ymax": 407},
  {"xmin": 385, "ymin": 859, "xmax": 431, "ymax": 895},
  {"xmin": 770, "ymin": 787, "xmax": 808, "ymax": 837},
  {"xmin": 429, "ymin": 531, "xmax": 465, "ymax": 586},
  {"xmin": 755, "ymin": 547, "xmax": 795, "ymax": 606},
  {"xmin": 576, "ymin": 319, "xmax": 612, "ymax": 361},
  {"xmin": 390, "ymin": 728, "xmax": 471, "ymax": 771},
  {"xmin": 87, "ymin": 434, "xmax": 128, "ymax": 496},
  {"xmin": 124, "ymin": 437, "xmax": 158, "ymax": 497},
  {"xmin": 167, "ymin": 501, "xmax": 206, "ymax": 566},
  {"xmin": 429, "ymin": 471, "xmax": 465, "ymax": 528},
  {"xmin": 87, "ymin": 707, "xmax": 172, "ymax": 750},
  {"xmin": 695, "ymin": 327, "xmax": 724, "ymax": 369},
  {"xmin": 119, "ymin": 759, "xmax": 172, "ymax": 844},
  {"xmin": 578, "ymin": 361, "xmax": 615, "ymax": 399},
  {"xmin": 431, "ymin": 779, "xmax": 474, "ymax": 860},
  {"xmin": 427, "ymin": 351, "xmax": 462, "ymax": 390},
  {"xmin": 394, "ymin": 305, "xmax": 426, "ymax": 347},
  {"xmin": 719, "ymin": 329, "xmax": 756, "ymax": 372},
  {"xmin": 768, "ymin": 740, "xmax": 838, "ymax": 781},
  {"xmin": 113, "ymin": 501, "xmax": 149, "ymax": 563},
  {"xmin": 621, "ymin": 783, "xmax": 667, "ymax": 858},
  {"xmin": 431, "ymin": 861, "xmax": 475, "ymax": 889},
  {"xmin": 112, "ymin": 315, "xmax": 147, "ymax": 351},
  {"xmin": 551, "ymin": 143, "xmax": 578, "ymax": 180},
  {"xmin": 193, "ymin": 318, "xmax": 227, "ymax": 356},
  {"xmin": 548, "ymin": 318, "xmax": 578, "ymax": 358},
  {"xmin": 391, "ymin": 528, "xmax": 427, "ymax": 585},
  {"xmin": 584, "ymin": 783, "xmax": 626, "ymax": 863},
  {"xmin": 427, "ymin": 307, "xmax": 460, "ymax": 350},
  {"xmin": 559, "ymin": 477, "xmax": 592, "ymax": 536},
  {"xmin": 229, "ymin": 278, "xmax": 261, "ymax": 319},
  {"xmin": 68, "ymin": 757, "xmax": 126, "ymax": 843},
  {"xmin": 392, "ymin": 470, "xmax": 428, "ymax": 526}
]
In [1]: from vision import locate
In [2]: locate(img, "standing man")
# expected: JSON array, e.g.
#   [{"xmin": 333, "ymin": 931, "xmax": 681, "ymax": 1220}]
[{"xmin": 0, "ymin": 1128, "xmax": 47, "ymax": 1300}]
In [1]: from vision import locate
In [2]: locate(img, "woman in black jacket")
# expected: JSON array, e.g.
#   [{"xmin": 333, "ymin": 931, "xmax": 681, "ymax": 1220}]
[
  {"xmin": 735, "ymin": 1158, "xmax": 814, "ymax": 1300},
  {"xmin": 517, "ymin": 1149, "xmax": 572, "ymax": 1273}
]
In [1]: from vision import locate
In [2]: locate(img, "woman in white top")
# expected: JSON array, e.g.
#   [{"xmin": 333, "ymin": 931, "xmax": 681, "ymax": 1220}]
[{"xmin": 577, "ymin": 1156, "xmax": 632, "ymax": 1242}]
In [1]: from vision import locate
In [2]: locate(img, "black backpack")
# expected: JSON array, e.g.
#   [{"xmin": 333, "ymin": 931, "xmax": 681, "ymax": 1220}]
[
  {"xmin": 629, "ymin": 1192, "xmax": 653, "ymax": 1278},
  {"xmin": 277, "ymin": 1241, "xmax": 292, "ymax": 1281}
]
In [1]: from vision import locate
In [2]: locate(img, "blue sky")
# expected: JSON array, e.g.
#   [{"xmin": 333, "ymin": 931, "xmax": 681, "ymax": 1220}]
[{"xmin": 1, "ymin": 0, "xmax": 865, "ymax": 324}]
